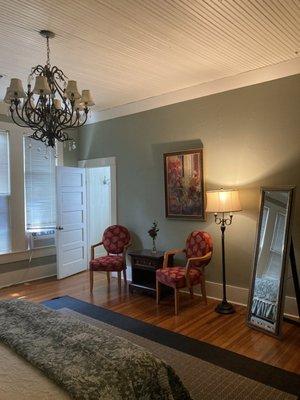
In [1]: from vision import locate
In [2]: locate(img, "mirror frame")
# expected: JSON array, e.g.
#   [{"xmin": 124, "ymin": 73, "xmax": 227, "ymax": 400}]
[{"xmin": 246, "ymin": 186, "xmax": 295, "ymax": 338}]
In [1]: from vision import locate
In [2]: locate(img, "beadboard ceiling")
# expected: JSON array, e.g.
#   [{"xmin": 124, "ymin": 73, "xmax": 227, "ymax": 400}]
[{"xmin": 0, "ymin": 0, "xmax": 299, "ymax": 113}]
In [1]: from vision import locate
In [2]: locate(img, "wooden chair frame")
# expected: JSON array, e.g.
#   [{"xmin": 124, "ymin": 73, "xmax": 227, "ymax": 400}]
[
  {"xmin": 90, "ymin": 241, "xmax": 132, "ymax": 293},
  {"xmin": 157, "ymin": 248, "xmax": 212, "ymax": 315}
]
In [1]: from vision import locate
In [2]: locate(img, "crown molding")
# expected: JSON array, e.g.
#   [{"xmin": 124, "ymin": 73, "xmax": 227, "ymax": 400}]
[
  {"xmin": 1, "ymin": 58, "xmax": 299, "ymax": 123},
  {"xmin": 88, "ymin": 57, "xmax": 300, "ymax": 124}
]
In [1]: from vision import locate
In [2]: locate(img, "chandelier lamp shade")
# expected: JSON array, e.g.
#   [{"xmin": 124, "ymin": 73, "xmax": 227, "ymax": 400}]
[{"xmin": 4, "ymin": 30, "xmax": 95, "ymax": 148}]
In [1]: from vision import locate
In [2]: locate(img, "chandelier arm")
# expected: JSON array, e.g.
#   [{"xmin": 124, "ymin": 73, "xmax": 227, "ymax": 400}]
[
  {"xmin": 10, "ymin": 110, "xmax": 31, "ymax": 128},
  {"xmin": 75, "ymin": 111, "xmax": 89, "ymax": 127},
  {"xmin": 14, "ymin": 104, "xmax": 35, "ymax": 128},
  {"xmin": 51, "ymin": 79, "xmax": 74, "ymax": 126},
  {"xmin": 59, "ymin": 101, "xmax": 77, "ymax": 127},
  {"xmin": 30, "ymin": 65, "xmax": 45, "ymax": 78},
  {"xmin": 67, "ymin": 113, "xmax": 82, "ymax": 128},
  {"xmin": 24, "ymin": 104, "xmax": 43, "ymax": 129},
  {"xmin": 51, "ymin": 65, "xmax": 68, "ymax": 82},
  {"xmin": 22, "ymin": 96, "xmax": 42, "ymax": 128}
]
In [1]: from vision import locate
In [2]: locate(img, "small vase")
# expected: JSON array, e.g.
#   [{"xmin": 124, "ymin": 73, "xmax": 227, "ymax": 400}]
[{"xmin": 152, "ymin": 238, "xmax": 157, "ymax": 253}]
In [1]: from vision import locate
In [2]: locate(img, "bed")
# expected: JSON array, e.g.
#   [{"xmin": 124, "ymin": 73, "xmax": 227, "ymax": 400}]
[{"xmin": 0, "ymin": 299, "xmax": 191, "ymax": 400}]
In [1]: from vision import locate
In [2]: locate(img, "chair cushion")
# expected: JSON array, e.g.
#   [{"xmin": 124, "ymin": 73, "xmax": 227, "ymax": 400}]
[
  {"xmin": 156, "ymin": 266, "xmax": 202, "ymax": 289},
  {"xmin": 102, "ymin": 225, "xmax": 131, "ymax": 254},
  {"xmin": 90, "ymin": 255, "xmax": 124, "ymax": 271}
]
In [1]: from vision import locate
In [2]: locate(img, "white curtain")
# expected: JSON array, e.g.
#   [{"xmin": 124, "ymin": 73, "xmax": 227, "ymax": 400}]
[
  {"xmin": 24, "ymin": 138, "xmax": 56, "ymax": 229},
  {"xmin": 0, "ymin": 130, "xmax": 10, "ymax": 252}
]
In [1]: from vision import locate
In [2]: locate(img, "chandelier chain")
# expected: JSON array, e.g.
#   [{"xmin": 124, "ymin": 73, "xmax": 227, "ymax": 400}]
[{"xmin": 46, "ymin": 36, "xmax": 50, "ymax": 67}]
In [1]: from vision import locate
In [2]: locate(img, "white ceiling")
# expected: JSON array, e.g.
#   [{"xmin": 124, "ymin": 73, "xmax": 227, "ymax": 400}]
[{"xmin": 0, "ymin": 0, "xmax": 299, "ymax": 113}]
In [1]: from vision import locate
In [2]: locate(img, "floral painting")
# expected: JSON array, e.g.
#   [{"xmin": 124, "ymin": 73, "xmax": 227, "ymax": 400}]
[{"xmin": 164, "ymin": 149, "xmax": 204, "ymax": 220}]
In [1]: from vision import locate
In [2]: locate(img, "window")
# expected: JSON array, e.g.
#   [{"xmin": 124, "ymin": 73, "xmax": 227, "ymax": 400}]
[
  {"xmin": 24, "ymin": 138, "xmax": 56, "ymax": 230},
  {"xmin": 0, "ymin": 130, "xmax": 11, "ymax": 252}
]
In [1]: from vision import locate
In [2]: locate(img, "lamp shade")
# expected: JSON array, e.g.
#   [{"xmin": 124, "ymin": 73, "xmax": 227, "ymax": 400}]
[
  {"xmin": 33, "ymin": 76, "xmax": 51, "ymax": 95},
  {"xmin": 9, "ymin": 78, "xmax": 26, "ymax": 98},
  {"xmin": 4, "ymin": 87, "xmax": 13, "ymax": 104},
  {"xmin": 206, "ymin": 189, "xmax": 242, "ymax": 213},
  {"xmin": 65, "ymin": 80, "xmax": 81, "ymax": 100},
  {"xmin": 80, "ymin": 89, "xmax": 95, "ymax": 106}
]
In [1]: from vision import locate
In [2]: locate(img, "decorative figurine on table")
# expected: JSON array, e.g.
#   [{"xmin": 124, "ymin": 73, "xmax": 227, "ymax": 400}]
[{"xmin": 148, "ymin": 221, "xmax": 159, "ymax": 253}]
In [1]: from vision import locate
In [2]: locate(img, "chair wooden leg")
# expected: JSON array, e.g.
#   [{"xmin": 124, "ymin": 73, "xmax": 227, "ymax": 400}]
[
  {"xmin": 174, "ymin": 288, "xmax": 179, "ymax": 315},
  {"xmin": 201, "ymin": 278, "xmax": 207, "ymax": 305},
  {"xmin": 106, "ymin": 271, "xmax": 110, "ymax": 285},
  {"xmin": 156, "ymin": 279, "xmax": 161, "ymax": 304},
  {"xmin": 189, "ymin": 286, "xmax": 194, "ymax": 299},
  {"xmin": 117, "ymin": 271, "xmax": 122, "ymax": 292},
  {"xmin": 90, "ymin": 269, "xmax": 94, "ymax": 293},
  {"xmin": 123, "ymin": 269, "xmax": 127, "ymax": 286}
]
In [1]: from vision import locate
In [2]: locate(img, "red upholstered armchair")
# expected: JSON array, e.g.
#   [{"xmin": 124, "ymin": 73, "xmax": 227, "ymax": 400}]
[
  {"xmin": 156, "ymin": 231, "xmax": 213, "ymax": 315},
  {"xmin": 89, "ymin": 225, "xmax": 131, "ymax": 292}
]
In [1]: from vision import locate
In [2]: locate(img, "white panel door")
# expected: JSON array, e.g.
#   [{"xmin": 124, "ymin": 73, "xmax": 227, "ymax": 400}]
[{"xmin": 56, "ymin": 166, "xmax": 87, "ymax": 279}]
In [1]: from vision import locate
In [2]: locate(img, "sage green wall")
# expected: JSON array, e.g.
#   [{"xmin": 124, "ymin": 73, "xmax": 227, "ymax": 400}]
[
  {"xmin": 77, "ymin": 75, "xmax": 300, "ymax": 293},
  {"xmin": 63, "ymin": 130, "xmax": 79, "ymax": 167}
]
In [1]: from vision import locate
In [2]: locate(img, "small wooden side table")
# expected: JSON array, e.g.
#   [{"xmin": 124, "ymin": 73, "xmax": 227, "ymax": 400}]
[{"xmin": 128, "ymin": 249, "xmax": 173, "ymax": 297}]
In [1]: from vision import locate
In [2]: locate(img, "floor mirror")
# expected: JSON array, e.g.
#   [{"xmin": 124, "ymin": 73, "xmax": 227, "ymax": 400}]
[{"xmin": 247, "ymin": 186, "xmax": 295, "ymax": 337}]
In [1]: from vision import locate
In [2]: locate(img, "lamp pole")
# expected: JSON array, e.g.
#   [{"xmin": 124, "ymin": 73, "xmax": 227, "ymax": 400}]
[{"xmin": 214, "ymin": 212, "xmax": 235, "ymax": 314}]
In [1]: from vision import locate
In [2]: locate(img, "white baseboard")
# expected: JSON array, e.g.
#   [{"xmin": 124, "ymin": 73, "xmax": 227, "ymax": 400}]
[
  {"xmin": 190, "ymin": 280, "xmax": 298, "ymax": 318},
  {"xmin": 122, "ymin": 266, "xmax": 298, "ymax": 318},
  {"xmin": 0, "ymin": 263, "xmax": 56, "ymax": 289}
]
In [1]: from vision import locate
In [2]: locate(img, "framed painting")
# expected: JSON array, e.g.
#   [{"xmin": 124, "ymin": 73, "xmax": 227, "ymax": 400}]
[{"xmin": 164, "ymin": 149, "xmax": 205, "ymax": 220}]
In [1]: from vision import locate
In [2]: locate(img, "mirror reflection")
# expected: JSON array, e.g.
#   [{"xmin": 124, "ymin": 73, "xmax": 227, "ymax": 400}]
[{"xmin": 250, "ymin": 190, "xmax": 290, "ymax": 334}]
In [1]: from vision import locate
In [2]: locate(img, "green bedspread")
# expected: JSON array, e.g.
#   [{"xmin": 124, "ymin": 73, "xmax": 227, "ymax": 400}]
[{"xmin": 0, "ymin": 299, "xmax": 192, "ymax": 400}]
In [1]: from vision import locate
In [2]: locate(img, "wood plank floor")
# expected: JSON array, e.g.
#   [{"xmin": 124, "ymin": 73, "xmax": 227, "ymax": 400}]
[{"xmin": 0, "ymin": 271, "xmax": 299, "ymax": 374}]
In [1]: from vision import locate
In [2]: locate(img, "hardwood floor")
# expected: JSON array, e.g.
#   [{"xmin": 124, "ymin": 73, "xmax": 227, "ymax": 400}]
[{"xmin": 0, "ymin": 271, "xmax": 299, "ymax": 374}]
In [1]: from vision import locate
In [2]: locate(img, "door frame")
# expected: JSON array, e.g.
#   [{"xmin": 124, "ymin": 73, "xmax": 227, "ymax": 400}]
[{"xmin": 78, "ymin": 157, "xmax": 117, "ymax": 260}]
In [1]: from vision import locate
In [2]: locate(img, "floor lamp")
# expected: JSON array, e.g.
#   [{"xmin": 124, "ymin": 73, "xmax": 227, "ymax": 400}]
[{"xmin": 206, "ymin": 189, "xmax": 242, "ymax": 314}]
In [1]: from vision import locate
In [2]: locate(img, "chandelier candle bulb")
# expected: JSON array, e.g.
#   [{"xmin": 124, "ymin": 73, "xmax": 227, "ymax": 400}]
[
  {"xmin": 9, "ymin": 78, "xmax": 26, "ymax": 99},
  {"xmin": 53, "ymin": 99, "xmax": 61, "ymax": 109}
]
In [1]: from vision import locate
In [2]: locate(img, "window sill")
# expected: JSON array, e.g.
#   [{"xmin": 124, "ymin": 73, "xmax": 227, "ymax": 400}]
[{"xmin": 0, "ymin": 246, "xmax": 56, "ymax": 265}]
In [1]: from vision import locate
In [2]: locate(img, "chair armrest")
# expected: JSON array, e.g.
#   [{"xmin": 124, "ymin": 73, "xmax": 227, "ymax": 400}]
[
  {"xmin": 91, "ymin": 242, "xmax": 103, "ymax": 260},
  {"xmin": 163, "ymin": 248, "xmax": 185, "ymax": 268},
  {"xmin": 122, "ymin": 241, "xmax": 132, "ymax": 258},
  {"xmin": 186, "ymin": 251, "xmax": 212, "ymax": 271}
]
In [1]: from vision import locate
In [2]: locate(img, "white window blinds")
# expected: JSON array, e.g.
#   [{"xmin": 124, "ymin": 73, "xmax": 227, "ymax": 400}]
[
  {"xmin": 0, "ymin": 130, "xmax": 10, "ymax": 195},
  {"xmin": 0, "ymin": 130, "xmax": 11, "ymax": 252},
  {"xmin": 24, "ymin": 138, "xmax": 56, "ymax": 229}
]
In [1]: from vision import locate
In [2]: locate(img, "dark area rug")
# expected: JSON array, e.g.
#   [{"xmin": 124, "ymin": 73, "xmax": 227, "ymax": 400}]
[{"xmin": 43, "ymin": 295, "xmax": 300, "ymax": 398}]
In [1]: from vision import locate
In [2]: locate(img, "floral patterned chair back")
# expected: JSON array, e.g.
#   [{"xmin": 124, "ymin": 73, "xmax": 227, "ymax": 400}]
[
  {"xmin": 102, "ymin": 225, "xmax": 131, "ymax": 255},
  {"xmin": 185, "ymin": 231, "xmax": 213, "ymax": 267}
]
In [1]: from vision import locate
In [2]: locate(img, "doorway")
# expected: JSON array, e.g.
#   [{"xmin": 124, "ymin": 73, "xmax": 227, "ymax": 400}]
[{"xmin": 78, "ymin": 157, "xmax": 117, "ymax": 261}]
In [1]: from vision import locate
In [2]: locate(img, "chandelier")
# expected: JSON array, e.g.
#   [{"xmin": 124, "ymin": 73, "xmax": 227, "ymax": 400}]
[{"xmin": 4, "ymin": 30, "xmax": 94, "ymax": 147}]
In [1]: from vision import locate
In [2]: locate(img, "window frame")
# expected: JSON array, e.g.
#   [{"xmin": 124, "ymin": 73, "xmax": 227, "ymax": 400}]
[{"xmin": 0, "ymin": 121, "xmax": 62, "ymax": 263}]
